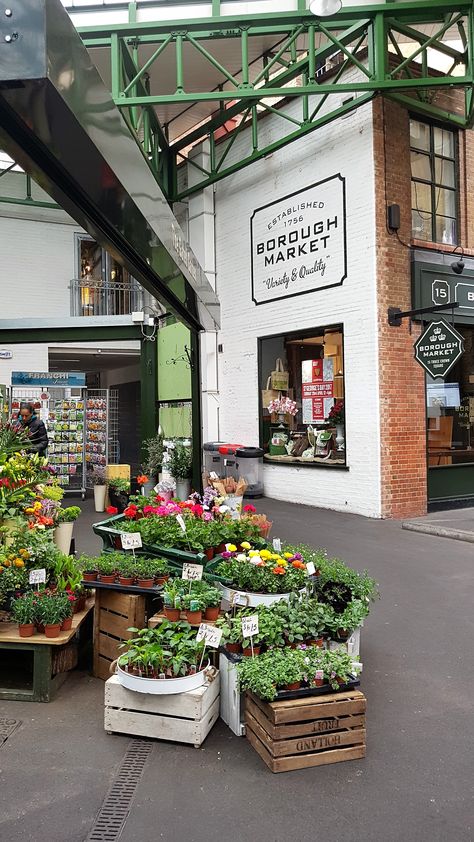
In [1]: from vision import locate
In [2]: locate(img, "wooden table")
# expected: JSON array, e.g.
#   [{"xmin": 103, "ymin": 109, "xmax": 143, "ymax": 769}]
[{"xmin": 0, "ymin": 599, "xmax": 94, "ymax": 702}]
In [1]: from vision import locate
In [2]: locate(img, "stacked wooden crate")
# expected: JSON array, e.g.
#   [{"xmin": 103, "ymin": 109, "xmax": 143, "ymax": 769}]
[{"xmin": 93, "ymin": 591, "xmax": 146, "ymax": 680}]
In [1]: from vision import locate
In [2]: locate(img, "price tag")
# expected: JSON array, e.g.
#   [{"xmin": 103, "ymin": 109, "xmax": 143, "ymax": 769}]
[
  {"xmin": 29, "ymin": 568, "xmax": 46, "ymax": 585},
  {"xmin": 272, "ymin": 538, "xmax": 282, "ymax": 552},
  {"xmin": 306, "ymin": 561, "xmax": 316, "ymax": 576},
  {"xmin": 120, "ymin": 532, "xmax": 142, "ymax": 550},
  {"xmin": 196, "ymin": 624, "xmax": 223, "ymax": 648},
  {"xmin": 209, "ymin": 471, "xmax": 219, "ymax": 480},
  {"xmin": 241, "ymin": 614, "xmax": 259, "ymax": 639},
  {"xmin": 176, "ymin": 514, "xmax": 187, "ymax": 533},
  {"xmin": 182, "ymin": 563, "xmax": 204, "ymax": 581}
]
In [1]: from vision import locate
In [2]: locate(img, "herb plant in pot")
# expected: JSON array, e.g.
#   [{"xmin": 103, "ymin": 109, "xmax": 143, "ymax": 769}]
[
  {"xmin": 54, "ymin": 506, "xmax": 81, "ymax": 555},
  {"xmin": 97, "ymin": 556, "xmax": 117, "ymax": 584},
  {"xmin": 78, "ymin": 554, "xmax": 98, "ymax": 582},
  {"xmin": 117, "ymin": 557, "xmax": 136, "ymax": 586},
  {"xmin": 133, "ymin": 558, "xmax": 157, "ymax": 589},
  {"xmin": 92, "ymin": 466, "xmax": 107, "ymax": 513},
  {"xmin": 37, "ymin": 593, "xmax": 68, "ymax": 638},
  {"xmin": 142, "ymin": 431, "xmax": 164, "ymax": 491},
  {"xmin": 11, "ymin": 592, "xmax": 36, "ymax": 637},
  {"xmin": 108, "ymin": 478, "xmax": 131, "ymax": 513},
  {"xmin": 182, "ymin": 593, "xmax": 202, "ymax": 625},
  {"xmin": 202, "ymin": 585, "xmax": 222, "ymax": 621},
  {"xmin": 169, "ymin": 443, "xmax": 192, "ymax": 501},
  {"xmin": 163, "ymin": 581, "xmax": 182, "ymax": 622}
]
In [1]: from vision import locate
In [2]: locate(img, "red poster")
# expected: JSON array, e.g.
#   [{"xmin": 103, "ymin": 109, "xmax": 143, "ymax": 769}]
[
  {"xmin": 302, "ymin": 382, "xmax": 334, "ymax": 398},
  {"xmin": 311, "ymin": 397, "xmax": 324, "ymax": 420},
  {"xmin": 312, "ymin": 360, "xmax": 323, "ymax": 381}
]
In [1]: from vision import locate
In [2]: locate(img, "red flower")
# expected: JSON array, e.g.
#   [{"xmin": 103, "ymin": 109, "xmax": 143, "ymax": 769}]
[
  {"xmin": 0, "ymin": 478, "xmax": 9, "ymax": 487},
  {"xmin": 137, "ymin": 474, "xmax": 148, "ymax": 485},
  {"xmin": 192, "ymin": 504, "xmax": 204, "ymax": 518},
  {"xmin": 272, "ymin": 566, "xmax": 286, "ymax": 575},
  {"xmin": 243, "ymin": 504, "xmax": 256, "ymax": 513},
  {"xmin": 123, "ymin": 506, "xmax": 138, "ymax": 519},
  {"xmin": 106, "ymin": 506, "xmax": 118, "ymax": 515}
]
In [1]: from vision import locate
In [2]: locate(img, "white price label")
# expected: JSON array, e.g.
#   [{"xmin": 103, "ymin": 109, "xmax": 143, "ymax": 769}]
[
  {"xmin": 120, "ymin": 532, "xmax": 142, "ymax": 550},
  {"xmin": 272, "ymin": 538, "xmax": 282, "ymax": 552},
  {"xmin": 242, "ymin": 614, "xmax": 259, "ymax": 639},
  {"xmin": 196, "ymin": 623, "xmax": 223, "ymax": 648},
  {"xmin": 176, "ymin": 514, "xmax": 187, "ymax": 532},
  {"xmin": 306, "ymin": 561, "xmax": 316, "ymax": 576},
  {"xmin": 29, "ymin": 568, "xmax": 46, "ymax": 585},
  {"xmin": 182, "ymin": 563, "xmax": 204, "ymax": 581},
  {"xmin": 209, "ymin": 471, "xmax": 219, "ymax": 480}
]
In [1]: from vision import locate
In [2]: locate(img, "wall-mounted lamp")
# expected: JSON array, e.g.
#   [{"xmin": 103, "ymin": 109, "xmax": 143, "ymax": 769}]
[{"xmin": 450, "ymin": 245, "xmax": 465, "ymax": 275}]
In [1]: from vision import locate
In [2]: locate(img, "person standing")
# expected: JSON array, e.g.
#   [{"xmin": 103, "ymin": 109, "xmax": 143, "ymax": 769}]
[{"xmin": 17, "ymin": 402, "xmax": 49, "ymax": 456}]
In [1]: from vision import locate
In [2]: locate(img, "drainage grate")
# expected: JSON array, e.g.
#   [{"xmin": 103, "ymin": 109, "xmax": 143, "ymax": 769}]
[
  {"xmin": 0, "ymin": 717, "xmax": 21, "ymax": 746},
  {"xmin": 86, "ymin": 739, "xmax": 152, "ymax": 841}
]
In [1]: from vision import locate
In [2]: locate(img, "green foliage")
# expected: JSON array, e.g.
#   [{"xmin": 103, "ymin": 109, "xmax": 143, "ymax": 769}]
[
  {"xmin": 118, "ymin": 620, "xmax": 205, "ymax": 678},
  {"xmin": 143, "ymin": 432, "xmax": 164, "ymax": 476},
  {"xmin": 10, "ymin": 592, "xmax": 36, "ymax": 624},
  {"xmin": 169, "ymin": 444, "xmax": 192, "ymax": 480},
  {"xmin": 56, "ymin": 506, "xmax": 81, "ymax": 523},
  {"xmin": 108, "ymin": 477, "xmax": 131, "ymax": 493},
  {"xmin": 216, "ymin": 553, "xmax": 307, "ymax": 595},
  {"xmin": 0, "ymin": 566, "xmax": 28, "ymax": 607},
  {"xmin": 35, "ymin": 592, "xmax": 71, "ymax": 625},
  {"xmin": 40, "ymin": 484, "xmax": 65, "ymax": 502},
  {"xmin": 285, "ymin": 544, "xmax": 378, "ymax": 603}
]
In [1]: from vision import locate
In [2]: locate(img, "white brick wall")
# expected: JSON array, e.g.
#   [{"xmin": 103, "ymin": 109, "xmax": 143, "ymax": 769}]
[{"xmin": 213, "ymin": 96, "xmax": 381, "ymax": 516}]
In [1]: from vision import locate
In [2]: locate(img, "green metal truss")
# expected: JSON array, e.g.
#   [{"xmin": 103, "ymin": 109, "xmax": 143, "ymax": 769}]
[{"xmin": 12, "ymin": 0, "xmax": 474, "ymax": 203}]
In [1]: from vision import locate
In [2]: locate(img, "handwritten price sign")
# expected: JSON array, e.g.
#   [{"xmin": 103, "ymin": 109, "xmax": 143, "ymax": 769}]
[
  {"xmin": 182, "ymin": 563, "xmax": 204, "ymax": 581},
  {"xmin": 241, "ymin": 614, "xmax": 259, "ymax": 639},
  {"xmin": 196, "ymin": 623, "xmax": 223, "ymax": 648},
  {"xmin": 29, "ymin": 568, "xmax": 46, "ymax": 585},
  {"xmin": 120, "ymin": 532, "xmax": 142, "ymax": 550},
  {"xmin": 272, "ymin": 538, "xmax": 282, "ymax": 552},
  {"xmin": 306, "ymin": 561, "xmax": 316, "ymax": 576}
]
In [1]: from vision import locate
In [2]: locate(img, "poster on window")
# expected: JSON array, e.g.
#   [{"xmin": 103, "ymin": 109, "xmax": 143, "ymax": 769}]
[
  {"xmin": 251, "ymin": 175, "xmax": 347, "ymax": 305},
  {"xmin": 302, "ymin": 358, "xmax": 334, "ymax": 423}
]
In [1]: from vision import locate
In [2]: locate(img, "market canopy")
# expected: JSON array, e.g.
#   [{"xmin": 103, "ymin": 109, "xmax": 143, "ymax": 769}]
[{"xmin": 0, "ymin": 0, "xmax": 220, "ymax": 333}]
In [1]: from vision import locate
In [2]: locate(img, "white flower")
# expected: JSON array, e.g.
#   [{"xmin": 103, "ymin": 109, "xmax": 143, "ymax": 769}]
[
  {"xmin": 219, "ymin": 505, "xmax": 230, "ymax": 514},
  {"xmin": 236, "ymin": 553, "xmax": 247, "ymax": 562}
]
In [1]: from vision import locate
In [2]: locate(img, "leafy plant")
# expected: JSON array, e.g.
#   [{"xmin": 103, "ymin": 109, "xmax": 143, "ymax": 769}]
[
  {"xmin": 10, "ymin": 592, "xmax": 36, "ymax": 624},
  {"xmin": 108, "ymin": 478, "xmax": 131, "ymax": 493},
  {"xmin": 36, "ymin": 592, "xmax": 70, "ymax": 625},
  {"xmin": 97, "ymin": 556, "xmax": 118, "ymax": 576},
  {"xmin": 118, "ymin": 620, "xmax": 206, "ymax": 678},
  {"xmin": 91, "ymin": 466, "xmax": 106, "ymax": 486},
  {"xmin": 0, "ymin": 566, "xmax": 28, "ymax": 607},
  {"xmin": 56, "ymin": 506, "xmax": 81, "ymax": 523},
  {"xmin": 143, "ymin": 432, "xmax": 164, "ymax": 476},
  {"xmin": 40, "ymin": 484, "xmax": 65, "ymax": 502},
  {"xmin": 169, "ymin": 444, "xmax": 192, "ymax": 480}
]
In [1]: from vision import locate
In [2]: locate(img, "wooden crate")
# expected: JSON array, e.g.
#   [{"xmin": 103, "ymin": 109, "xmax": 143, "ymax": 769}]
[
  {"xmin": 245, "ymin": 689, "xmax": 366, "ymax": 773},
  {"xmin": 105, "ymin": 673, "xmax": 220, "ymax": 748},
  {"xmin": 93, "ymin": 590, "xmax": 146, "ymax": 681}
]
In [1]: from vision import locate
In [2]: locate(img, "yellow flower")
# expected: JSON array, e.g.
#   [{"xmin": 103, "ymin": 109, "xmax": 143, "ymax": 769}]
[
  {"xmin": 241, "ymin": 541, "xmax": 251, "ymax": 550},
  {"xmin": 259, "ymin": 549, "xmax": 272, "ymax": 559},
  {"xmin": 25, "ymin": 508, "xmax": 35, "ymax": 515},
  {"xmin": 283, "ymin": 552, "xmax": 293, "ymax": 559},
  {"xmin": 277, "ymin": 558, "xmax": 288, "ymax": 566},
  {"xmin": 3, "ymin": 559, "xmax": 10, "ymax": 567},
  {"xmin": 33, "ymin": 501, "xmax": 42, "ymax": 512},
  {"xmin": 19, "ymin": 549, "xmax": 29, "ymax": 558},
  {"xmin": 13, "ymin": 559, "xmax": 24, "ymax": 568},
  {"xmin": 226, "ymin": 543, "xmax": 237, "ymax": 552},
  {"xmin": 248, "ymin": 550, "xmax": 260, "ymax": 558}
]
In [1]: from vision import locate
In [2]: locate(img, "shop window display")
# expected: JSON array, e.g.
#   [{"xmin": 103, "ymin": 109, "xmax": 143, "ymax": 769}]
[
  {"xmin": 259, "ymin": 325, "xmax": 345, "ymax": 466},
  {"xmin": 427, "ymin": 326, "xmax": 474, "ymax": 467}
]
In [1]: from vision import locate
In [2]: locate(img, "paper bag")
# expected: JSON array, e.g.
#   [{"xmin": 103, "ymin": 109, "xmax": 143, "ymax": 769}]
[
  {"xmin": 262, "ymin": 376, "xmax": 278, "ymax": 409},
  {"xmin": 271, "ymin": 358, "xmax": 289, "ymax": 391}
]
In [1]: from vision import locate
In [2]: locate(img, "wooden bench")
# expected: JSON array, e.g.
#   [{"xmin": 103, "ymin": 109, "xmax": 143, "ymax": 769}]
[{"xmin": 0, "ymin": 600, "xmax": 94, "ymax": 702}]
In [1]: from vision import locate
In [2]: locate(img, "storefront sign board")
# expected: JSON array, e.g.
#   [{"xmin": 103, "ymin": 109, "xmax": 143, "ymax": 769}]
[
  {"xmin": 414, "ymin": 320, "xmax": 464, "ymax": 379},
  {"xmin": 251, "ymin": 175, "xmax": 347, "ymax": 304},
  {"xmin": 11, "ymin": 371, "xmax": 86, "ymax": 387}
]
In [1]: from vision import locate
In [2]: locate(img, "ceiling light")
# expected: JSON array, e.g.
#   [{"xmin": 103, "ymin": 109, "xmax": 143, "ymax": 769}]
[{"xmin": 309, "ymin": 0, "xmax": 342, "ymax": 17}]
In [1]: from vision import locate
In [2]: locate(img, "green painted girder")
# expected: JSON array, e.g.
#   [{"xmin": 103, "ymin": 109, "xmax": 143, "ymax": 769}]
[{"xmin": 75, "ymin": 2, "xmax": 474, "ymax": 200}]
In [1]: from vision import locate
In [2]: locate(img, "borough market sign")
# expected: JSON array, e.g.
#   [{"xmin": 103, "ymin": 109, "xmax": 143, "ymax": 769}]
[
  {"xmin": 414, "ymin": 320, "xmax": 464, "ymax": 379},
  {"xmin": 250, "ymin": 174, "xmax": 347, "ymax": 305}
]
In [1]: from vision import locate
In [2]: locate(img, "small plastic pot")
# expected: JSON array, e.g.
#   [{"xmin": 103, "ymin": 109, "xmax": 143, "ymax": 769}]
[
  {"xmin": 118, "ymin": 576, "xmax": 135, "ymax": 586},
  {"xmin": 204, "ymin": 606, "xmax": 220, "ymax": 621},
  {"xmin": 137, "ymin": 578, "xmax": 154, "ymax": 589},
  {"xmin": 184, "ymin": 610, "xmax": 202, "ymax": 625},
  {"xmin": 18, "ymin": 623, "xmax": 35, "ymax": 638},
  {"xmin": 163, "ymin": 607, "xmax": 180, "ymax": 622},
  {"xmin": 99, "ymin": 574, "xmax": 116, "ymax": 584},
  {"xmin": 61, "ymin": 616, "xmax": 73, "ymax": 631},
  {"xmin": 83, "ymin": 571, "xmax": 98, "ymax": 582},
  {"xmin": 44, "ymin": 624, "xmax": 61, "ymax": 638}
]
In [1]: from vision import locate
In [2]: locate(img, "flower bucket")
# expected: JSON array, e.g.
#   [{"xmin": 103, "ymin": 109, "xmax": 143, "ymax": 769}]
[
  {"xmin": 218, "ymin": 582, "xmax": 304, "ymax": 607},
  {"xmin": 94, "ymin": 485, "xmax": 107, "ymax": 513},
  {"xmin": 54, "ymin": 522, "xmax": 74, "ymax": 555},
  {"xmin": 116, "ymin": 662, "xmax": 210, "ymax": 695}
]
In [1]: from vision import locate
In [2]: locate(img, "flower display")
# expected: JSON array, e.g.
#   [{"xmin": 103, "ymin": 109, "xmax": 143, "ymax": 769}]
[
  {"xmin": 326, "ymin": 399, "xmax": 344, "ymax": 425},
  {"xmin": 267, "ymin": 396, "xmax": 298, "ymax": 416},
  {"xmin": 216, "ymin": 548, "xmax": 309, "ymax": 594},
  {"xmin": 136, "ymin": 474, "xmax": 149, "ymax": 485}
]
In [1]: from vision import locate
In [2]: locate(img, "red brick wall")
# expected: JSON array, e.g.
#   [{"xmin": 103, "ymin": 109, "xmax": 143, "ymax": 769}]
[{"xmin": 373, "ymin": 97, "xmax": 427, "ymax": 518}]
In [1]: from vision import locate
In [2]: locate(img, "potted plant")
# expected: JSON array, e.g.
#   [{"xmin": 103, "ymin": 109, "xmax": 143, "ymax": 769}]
[
  {"xmin": 182, "ymin": 592, "xmax": 202, "ymax": 625},
  {"xmin": 216, "ymin": 614, "xmax": 242, "ymax": 654},
  {"xmin": 133, "ymin": 558, "xmax": 156, "ymax": 589},
  {"xmin": 10, "ymin": 592, "xmax": 36, "ymax": 637},
  {"xmin": 116, "ymin": 556, "xmax": 136, "ymax": 586},
  {"xmin": 37, "ymin": 593, "xmax": 68, "ymax": 638},
  {"xmin": 92, "ymin": 466, "xmax": 107, "ymax": 513},
  {"xmin": 97, "ymin": 556, "xmax": 118, "ymax": 584},
  {"xmin": 169, "ymin": 443, "xmax": 192, "ymax": 501},
  {"xmin": 202, "ymin": 585, "xmax": 222, "ymax": 621},
  {"xmin": 155, "ymin": 479, "xmax": 176, "ymax": 503},
  {"xmin": 108, "ymin": 478, "xmax": 131, "ymax": 513},
  {"xmin": 54, "ymin": 506, "xmax": 81, "ymax": 555},
  {"xmin": 163, "ymin": 581, "xmax": 182, "ymax": 622},
  {"xmin": 142, "ymin": 431, "xmax": 164, "ymax": 490},
  {"xmin": 77, "ymin": 554, "xmax": 99, "ymax": 582}
]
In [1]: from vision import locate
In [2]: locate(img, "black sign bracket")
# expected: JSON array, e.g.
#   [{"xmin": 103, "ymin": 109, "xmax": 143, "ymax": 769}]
[{"xmin": 388, "ymin": 302, "xmax": 459, "ymax": 331}]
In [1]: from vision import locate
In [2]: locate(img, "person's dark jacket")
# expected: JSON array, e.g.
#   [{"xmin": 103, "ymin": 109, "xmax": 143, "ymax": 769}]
[{"xmin": 24, "ymin": 415, "xmax": 48, "ymax": 456}]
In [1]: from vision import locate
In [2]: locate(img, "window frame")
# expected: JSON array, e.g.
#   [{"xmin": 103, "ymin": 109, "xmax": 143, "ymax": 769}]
[
  {"xmin": 257, "ymin": 322, "xmax": 348, "ymax": 470},
  {"xmin": 409, "ymin": 117, "xmax": 459, "ymax": 246}
]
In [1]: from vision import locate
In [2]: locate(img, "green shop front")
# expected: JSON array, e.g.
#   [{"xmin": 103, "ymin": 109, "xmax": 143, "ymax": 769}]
[{"xmin": 412, "ymin": 250, "xmax": 474, "ymax": 504}]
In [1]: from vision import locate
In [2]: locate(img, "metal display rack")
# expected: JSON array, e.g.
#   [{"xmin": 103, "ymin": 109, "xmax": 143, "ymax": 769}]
[{"xmin": 85, "ymin": 388, "xmax": 119, "ymax": 488}]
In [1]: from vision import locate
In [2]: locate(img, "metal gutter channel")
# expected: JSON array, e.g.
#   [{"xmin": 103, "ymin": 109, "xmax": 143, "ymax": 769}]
[{"xmin": 0, "ymin": 0, "xmax": 220, "ymax": 333}]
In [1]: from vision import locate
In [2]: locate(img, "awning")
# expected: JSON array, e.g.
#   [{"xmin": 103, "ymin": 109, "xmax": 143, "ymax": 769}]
[{"xmin": 0, "ymin": 0, "xmax": 220, "ymax": 332}]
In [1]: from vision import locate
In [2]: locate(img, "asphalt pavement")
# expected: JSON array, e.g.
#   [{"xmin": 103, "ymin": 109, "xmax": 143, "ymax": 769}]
[{"xmin": 0, "ymin": 496, "xmax": 473, "ymax": 842}]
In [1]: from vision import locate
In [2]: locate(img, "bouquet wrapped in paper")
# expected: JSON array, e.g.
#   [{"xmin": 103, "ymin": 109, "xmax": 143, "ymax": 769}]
[{"xmin": 267, "ymin": 396, "xmax": 298, "ymax": 416}]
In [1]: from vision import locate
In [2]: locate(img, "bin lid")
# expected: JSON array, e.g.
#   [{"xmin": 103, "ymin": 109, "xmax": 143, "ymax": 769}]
[
  {"xmin": 218, "ymin": 443, "xmax": 244, "ymax": 455},
  {"xmin": 203, "ymin": 441, "xmax": 226, "ymax": 452},
  {"xmin": 235, "ymin": 446, "xmax": 264, "ymax": 458}
]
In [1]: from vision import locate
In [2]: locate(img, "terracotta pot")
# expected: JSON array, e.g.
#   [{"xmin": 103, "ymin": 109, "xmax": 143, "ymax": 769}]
[
  {"xmin": 137, "ymin": 578, "xmax": 154, "ymax": 589},
  {"xmin": 184, "ymin": 609, "xmax": 202, "ymax": 625},
  {"xmin": 44, "ymin": 624, "xmax": 61, "ymax": 638},
  {"xmin": 99, "ymin": 574, "xmax": 116, "ymax": 584},
  {"xmin": 118, "ymin": 576, "xmax": 135, "ymax": 586},
  {"xmin": 283, "ymin": 681, "xmax": 301, "ymax": 691},
  {"xmin": 204, "ymin": 547, "xmax": 215, "ymax": 561},
  {"xmin": 204, "ymin": 606, "xmax": 220, "ymax": 621},
  {"xmin": 155, "ymin": 574, "xmax": 170, "ymax": 585},
  {"xmin": 225, "ymin": 642, "xmax": 241, "ymax": 654},
  {"xmin": 18, "ymin": 623, "xmax": 35, "ymax": 638},
  {"xmin": 61, "ymin": 616, "xmax": 73, "ymax": 631},
  {"xmin": 313, "ymin": 678, "xmax": 326, "ymax": 687},
  {"xmin": 242, "ymin": 645, "xmax": 261, "ymax": 657},
  {"xmin": 74, "ymin": 596, "xmax": 86, "ymax": 613},
  {"xmin": 83, "ymin": 571, "xmax": 98, "ymax": 582},
  {"xmin": 163, "ymin": 607, "xmax": 180, "ymax": 622}
]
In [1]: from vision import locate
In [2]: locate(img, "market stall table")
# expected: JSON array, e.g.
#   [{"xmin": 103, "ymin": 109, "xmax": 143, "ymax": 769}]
[{"xmin": 0, "ymin": 599, "xmax": 94, "ymax": 702}]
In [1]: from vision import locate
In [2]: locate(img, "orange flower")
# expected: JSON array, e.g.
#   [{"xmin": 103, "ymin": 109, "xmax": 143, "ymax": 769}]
[
  {"xmin": 137, "ymin": 475, "xmax": 148, "ymax": 485},
  {"xmin": 3, "ymin": 559, "xmax": 10, "ymax": 567},
  {"xmin": 14, "ymin": 559, "xmax": 24, "ymax": 568},
  {"xmin": 292, "ymin": 559, "xmax": 306, "ymax": 570},
  {"xmin": 256, "ymin": 560, "xmax": 266, "ymax": 567},
  {"xmin": 272, "ymin": 566, "xmax": 286, "ymax": 575}
]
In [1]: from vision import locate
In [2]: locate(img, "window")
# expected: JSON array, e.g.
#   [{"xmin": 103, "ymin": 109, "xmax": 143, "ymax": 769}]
[
  {"xmin": 71, "ymin": 235, "xmax": 142, "ymax": 316},
  {"xmin": 410, "ymin": 118, "xmax": 458, "ymax": 245},
  {"xmin": 259, "ymin": 325, "xmax": 345, "ymax": 467}
]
